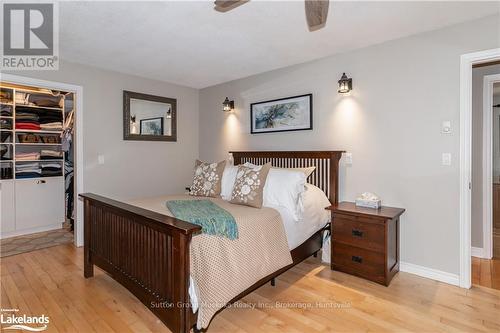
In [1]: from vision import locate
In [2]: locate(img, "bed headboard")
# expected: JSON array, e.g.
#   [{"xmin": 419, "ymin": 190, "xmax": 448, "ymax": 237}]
[{"xmin": 230, "ymin": 151, "xmax": 344, "ymax": 205}]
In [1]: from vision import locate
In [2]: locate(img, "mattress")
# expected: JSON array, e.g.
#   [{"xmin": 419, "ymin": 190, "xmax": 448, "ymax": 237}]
[{"xmin": 128, "ymin": 183, "xmax": 331, "ymax": 317}]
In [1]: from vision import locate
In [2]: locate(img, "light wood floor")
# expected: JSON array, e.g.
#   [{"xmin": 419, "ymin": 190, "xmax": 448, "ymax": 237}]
[
  {"xmin": 472, "ymin": 256, "xmax": 500, "ymax": 290},
  {"xmin": 2, "ymin": 244, "xmax": 500, "ymax": 333}
]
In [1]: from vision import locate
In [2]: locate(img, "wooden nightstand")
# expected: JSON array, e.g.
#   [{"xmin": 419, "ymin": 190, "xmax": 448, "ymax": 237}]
[{"xmin": 326, "ymin": 202, "xmax": 405, "ymax": 286}]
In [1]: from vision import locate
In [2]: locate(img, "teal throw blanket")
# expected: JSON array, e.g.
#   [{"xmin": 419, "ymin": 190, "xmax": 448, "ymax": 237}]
[{"xmin": 166, "ymin": 200, "xmax": 238, "ymax": 240}]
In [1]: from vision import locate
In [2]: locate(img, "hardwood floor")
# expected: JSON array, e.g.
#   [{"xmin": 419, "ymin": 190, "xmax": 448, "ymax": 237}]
[
  {"xmin": 2, "ymin": 244, "xmax": 500, "ymax": 333},
  {"xmin": 472, "ymin": 256, "xmax": 500, "ymax": 290}
]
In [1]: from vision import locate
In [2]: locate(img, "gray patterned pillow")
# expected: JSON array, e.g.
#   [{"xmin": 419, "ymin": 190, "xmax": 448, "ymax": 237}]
[
  {"xmin": 189, "ymin": 160, "xmax": 226, "ymax": 197},
  {"xmin": 230, "ymin": 163, "xmax": 271, "ymax": 208}
]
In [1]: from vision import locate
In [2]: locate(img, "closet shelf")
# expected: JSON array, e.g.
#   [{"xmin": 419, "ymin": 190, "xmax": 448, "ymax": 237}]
[
  {"xmin": 16, "ymin": 159, "xmax": 63, "ymax": 162},
  {"xmin": 15, "ymin": 129, "xmax": 63, "ymax": 134},
  {"xmin": 16, "ymin": 143, "xmax": 61, "ymax": 146}
]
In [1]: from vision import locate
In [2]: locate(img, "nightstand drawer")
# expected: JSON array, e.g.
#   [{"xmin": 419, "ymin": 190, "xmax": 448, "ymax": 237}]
[
  {"xmin": 332, "ymin": 216, "xmax": 385, "ymax": 252},
  {"xmin": 332, "ymin": 242, "xmax": 385, "ymax": 283}
]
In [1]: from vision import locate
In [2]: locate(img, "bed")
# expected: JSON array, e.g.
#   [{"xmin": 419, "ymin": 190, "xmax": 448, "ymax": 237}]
[{"xmin": 80, "ymin": 150, "xmax": 343, "ymax": 333}]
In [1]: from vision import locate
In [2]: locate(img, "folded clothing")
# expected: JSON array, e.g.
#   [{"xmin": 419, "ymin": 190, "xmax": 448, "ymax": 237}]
[
  {"xmin": 16, "ymin": 123, "xmax": 40, "ymax": 130},
  {"xmin": 41, "ymin": 162, "xmax": 62, "ymax": 176},
  {"xmin": 40, "ymin": 150, "xmax": 63, "ymax": 159},
  {"xmin": 16, "ymin": 171, "xmax": 42, "ymax": 179},
  {"xmin": 16, "ymin": 162, "xmax": 42, "ymax": 177},
  {"xmin": 16, "ymin": 152, "xmax": 40, "ymax": 161},
  {"xmin": 40, "ymin": 122, "xmax": 62, "ymax": 130},
  {"xmin": 41, "ymin": 162, "xmax": 62, "ymax": 169},
  {"xmin": 0, "ymin": 105, "xmax": 12, "ymax": 116},
  {"xmin": 27, "ymin": 94, "xmax": 63, "ymax": 108}
]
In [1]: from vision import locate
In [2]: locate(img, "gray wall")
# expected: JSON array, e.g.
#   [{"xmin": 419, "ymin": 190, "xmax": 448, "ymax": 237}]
[
  {"xmin": 471, "ymin": 65, "xmax": 500, "ymax": 248},
  {"xmin": 5, "ymin": 61, "xmax": 199, "ymax": 200},
  {"xmin": 199, "ymin": 15, "xmax": 500, "ymax": 275}
]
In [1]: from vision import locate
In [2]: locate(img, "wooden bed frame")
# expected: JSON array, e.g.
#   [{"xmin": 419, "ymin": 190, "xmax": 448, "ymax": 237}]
[{"xmin": 80, "ymin": 151, "xmax": 343, "ymax": 333}]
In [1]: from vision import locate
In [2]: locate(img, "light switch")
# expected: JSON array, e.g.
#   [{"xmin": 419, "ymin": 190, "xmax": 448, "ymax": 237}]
[
  {"xmin": 442, "ymin": 153, "xmax": 451, "ymax": 166},
  {"xmin": 442, "ymin": 121, "xmax": 452, "ymax": 134},
  {"xmin": 343, "ymin": 152, "xmax": 353, "ymax": 165},
  {"xmin": 98, "ymin": 154, "xmax": 105, "ymax": 165}
]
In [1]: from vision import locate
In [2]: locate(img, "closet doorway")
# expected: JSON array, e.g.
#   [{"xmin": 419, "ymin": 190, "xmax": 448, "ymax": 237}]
[
  {"xmin": 470, "ymin": 65, "xmax": 500, "ymax": 290},
  {"xmin": 0, "ymin": 75, "xmax": 83, "ymax": 255}
]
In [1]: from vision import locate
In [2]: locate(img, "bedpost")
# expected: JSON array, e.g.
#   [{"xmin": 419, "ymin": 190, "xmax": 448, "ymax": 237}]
[
  {"xmin": 83, "ymin": 197, "xmax": 94, "ymax": 278},
  {"xmin": 330, "ymin": 151, "xmax": 342, "ymax": 205}
]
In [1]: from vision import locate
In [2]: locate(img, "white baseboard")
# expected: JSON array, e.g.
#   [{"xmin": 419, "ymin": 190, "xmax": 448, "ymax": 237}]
[
  {"xmin": 400, "ymin": 262, "xmax": 459, "ymax": 286},
  {"xmin": 471, "ymin": 247, "xmax": 485, "ymax": 258},
  {"xmin": 0, "ymin": 223, "xmax": 63, "ymax": 239}
]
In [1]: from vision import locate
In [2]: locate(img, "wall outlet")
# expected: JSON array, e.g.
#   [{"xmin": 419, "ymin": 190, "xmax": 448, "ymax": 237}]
[
  {"xmin": 442, "ymin": 121, "xmax": 452, "ymax": 134},
  {"xmin": 98, "ymin": 154, "xmax": 105, "ymax": 165}
]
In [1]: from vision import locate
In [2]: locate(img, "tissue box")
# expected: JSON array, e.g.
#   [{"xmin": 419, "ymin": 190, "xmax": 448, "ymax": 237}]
[{"xmin": 355, "ymin": 198, "xmax": 381, "ymax": 209}]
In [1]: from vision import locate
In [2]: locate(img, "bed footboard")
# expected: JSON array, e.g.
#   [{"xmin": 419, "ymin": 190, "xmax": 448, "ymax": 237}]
[{"xmin": 80, "ymin": 193, "xmax": 201, "ymax": 333}]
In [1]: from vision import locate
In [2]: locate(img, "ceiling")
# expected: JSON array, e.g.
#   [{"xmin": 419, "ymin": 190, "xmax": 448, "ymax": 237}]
[{"xmin": 59, "ymin": 1, "xmax": 500, "ymax": 89}]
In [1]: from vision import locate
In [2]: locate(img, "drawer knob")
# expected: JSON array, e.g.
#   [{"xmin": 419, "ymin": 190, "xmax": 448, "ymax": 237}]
[
  {"xmin": 352, "ymin": 229, "xmax": 364, "ymax": 237},
  {"xmin": 36, "ymin": 180, "xmax": 46, "ymax": 184},
  {"xmin": 352, "ymin": 255, "xmax": 363, "ymax": 263}
]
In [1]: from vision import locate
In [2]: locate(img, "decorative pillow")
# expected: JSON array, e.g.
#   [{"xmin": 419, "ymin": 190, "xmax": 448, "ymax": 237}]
[
  {"xmin": 189, "ymin": 160, "xmax": 226, "ymax": 197},
  {"xmin": 230, "ymin": 163, "xmax": 271, "ymax": 208}
]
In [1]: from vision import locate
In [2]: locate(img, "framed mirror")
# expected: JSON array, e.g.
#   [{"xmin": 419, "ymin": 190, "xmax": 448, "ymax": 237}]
[{"xmin": 123, "ymin": 91, "xmax": 177, "ymax": 141}]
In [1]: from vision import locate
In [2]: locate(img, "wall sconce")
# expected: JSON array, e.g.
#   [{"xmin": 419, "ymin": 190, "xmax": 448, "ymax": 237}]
[
  {"xmin": 222, "ymin": 97, "xmax": 234, "ymax": 112},
  {"xmin": 338, "ymin": 73, "xmax": 353, "ymax": 94}
]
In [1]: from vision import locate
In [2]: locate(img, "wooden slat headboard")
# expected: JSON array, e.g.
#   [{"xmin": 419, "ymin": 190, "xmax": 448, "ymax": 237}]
[{"xmin": 230, "ymin": 151, "xmax": 344, "ymax": 204}]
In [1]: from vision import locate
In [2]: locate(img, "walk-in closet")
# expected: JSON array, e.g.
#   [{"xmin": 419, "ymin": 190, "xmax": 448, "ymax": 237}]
[{"xmin": 0, "ymin": 83, "xmax": 75, "ymax": 255}]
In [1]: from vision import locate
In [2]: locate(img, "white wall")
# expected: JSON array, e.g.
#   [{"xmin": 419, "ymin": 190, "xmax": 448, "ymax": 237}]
[
  {"xmin": 199, "ymin": 15, "xmax": 500, "ymax": 275},
  {"xmin": 471, "ymin": 65, "xmax": 500, "ymax": 248},
  {"xmin": 5, "ymin": 60, "xmax": 199, "ymax": 200}
]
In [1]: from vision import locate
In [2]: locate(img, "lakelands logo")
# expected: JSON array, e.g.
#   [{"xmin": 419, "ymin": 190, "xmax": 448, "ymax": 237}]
[
  {"xmin": 1, "ymin": 309, "xmax": 49, "ymax": 331},
  {"xmin": 1, "ymin": 1, "xmax": 59, "ymax": 70}
]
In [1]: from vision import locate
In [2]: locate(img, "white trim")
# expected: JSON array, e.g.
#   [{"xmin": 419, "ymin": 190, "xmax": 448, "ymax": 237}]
[
  {"xmin": 471, "ymin": 246, "xmax": 486, "ymax": 258},
  {"xmin": 400, "ymin": 262, "xmax": 459, "ymax": 286},
  {"xmin": 0, "ymin": 73, "xmax": 84, "ymax": 247},
  {"xmin": 459, "ymin": 48, "xmax": 500, "ymax": 289},
  {"xmin": 483, "ymin": 74, "xmax": 500, "ymax": 259},
  {"xmin": 0, "ymin": 223, "xmax": 63, "ymax": 239},
  {"xmin": 482, "ymin": 74, "xmax": 500, "ymax": 260}
]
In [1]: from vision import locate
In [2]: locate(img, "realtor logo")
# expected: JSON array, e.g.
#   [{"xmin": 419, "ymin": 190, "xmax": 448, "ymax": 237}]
[{"xmin": 1, "ymin": 2, "xmax": 59, "ymax": 70}]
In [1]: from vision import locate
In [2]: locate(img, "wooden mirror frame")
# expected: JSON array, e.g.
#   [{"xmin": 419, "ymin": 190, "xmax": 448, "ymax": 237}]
[{"xmin": 123, "ymin": 90, "xmax": 177, "ymax": 141}]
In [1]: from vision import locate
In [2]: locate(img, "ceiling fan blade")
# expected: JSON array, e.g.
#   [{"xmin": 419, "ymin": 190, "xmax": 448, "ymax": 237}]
[
  {"xmin": 305, "ymin": 0, "xmax": 329, "ymax": 31},
  {"xmin": 214, "ymin": 0, "xmax": 248, "ymax": 12}
]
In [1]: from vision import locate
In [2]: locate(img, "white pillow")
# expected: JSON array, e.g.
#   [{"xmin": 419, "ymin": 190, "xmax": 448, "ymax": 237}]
[
  {"xmin": 221, "ymin": 165, "xmax": 238, "ymax": 200},
  {"xmin": 302, "ymin": 183, "xmax": 331, "ymax": 226},
  {"xmin": 242, "ymin": 163, "xmax": 306, "ymax": 220}
]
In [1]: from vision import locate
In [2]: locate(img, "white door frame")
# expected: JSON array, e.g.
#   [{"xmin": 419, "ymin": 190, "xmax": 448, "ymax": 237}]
[
  {"xmin": 482, "ymin": 74, "xmax": 500, "ymax": 260},
  {"xmin": 460, "ymin": 48, "xmax": 500, "ymax": 288},
  {"xmin": 1, "ymin": 73, "xmax": 84, "ymax": 247}
]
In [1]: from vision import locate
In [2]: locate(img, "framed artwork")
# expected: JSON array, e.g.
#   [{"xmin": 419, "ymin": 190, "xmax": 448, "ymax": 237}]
[
  {"xmin": 250, "ymin": 94, "xmax": 312, "ymax": 134},
  {"xmin": 140, "ymin": 117, "xmax": 164, "ymax": 136}
]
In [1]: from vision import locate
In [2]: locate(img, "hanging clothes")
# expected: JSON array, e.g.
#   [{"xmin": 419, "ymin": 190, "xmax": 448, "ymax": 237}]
[{"xmin": 61, "ymin": 109, "xmax": 74, "ymax": 152}]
